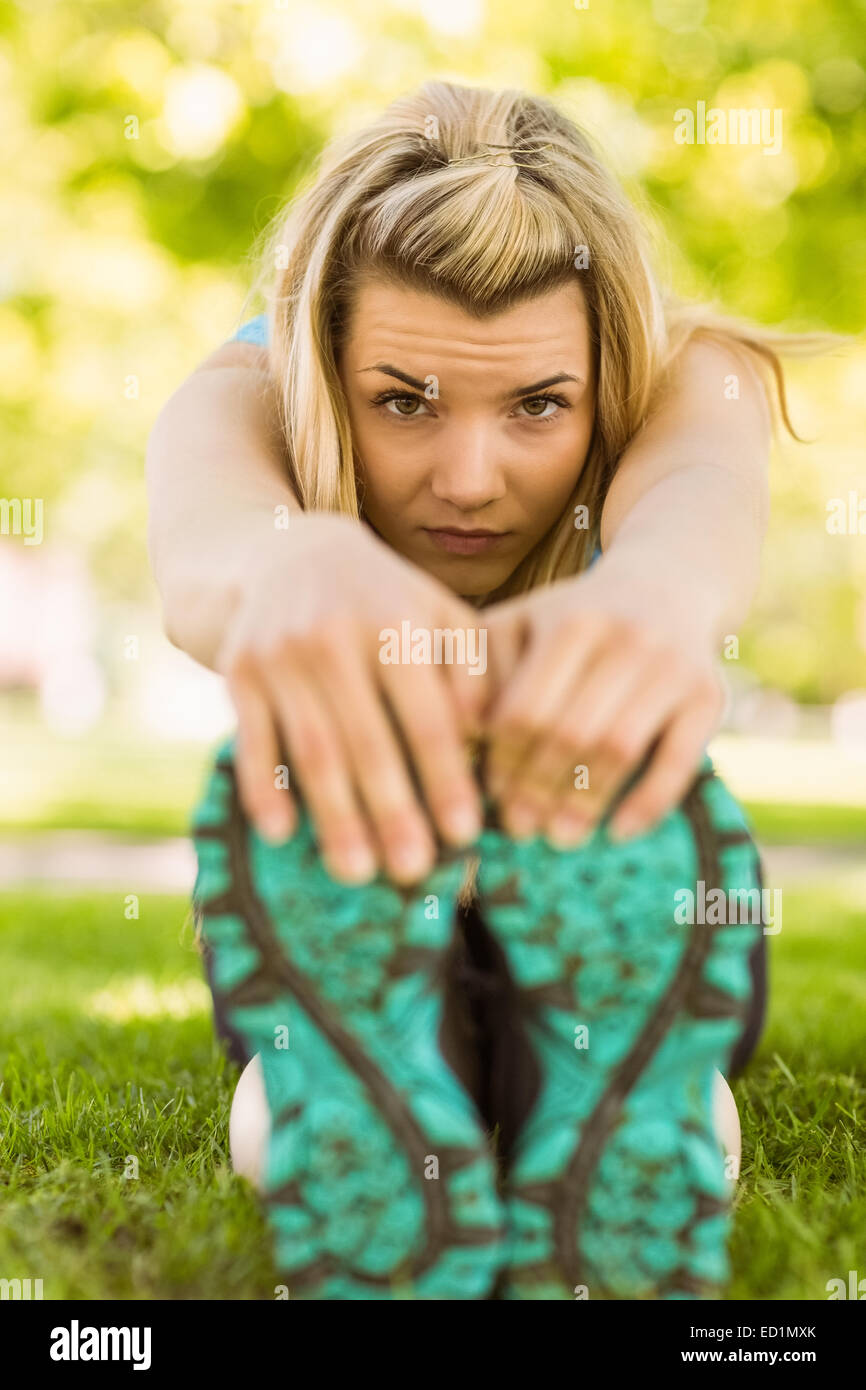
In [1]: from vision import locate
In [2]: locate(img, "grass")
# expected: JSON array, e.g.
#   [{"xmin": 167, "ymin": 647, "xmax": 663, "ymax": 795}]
[
  {"xmin": 0, "ymin": 894, "xmax": 273, "ymax": 1299},
  {"xmin": 6, "ymin": 799, "xmax": 866, "ymax": 845},
  {"xmin": 0, "ymin": 717, "xmax": 211, "ymax": 838},
  {"xmin": 728, "ymin": 878, "xmax": 866, "ymax": 1299},
  {"xmin": 743, "ymin": 801, "xmax": 866, "ymax": 845},
  {"xmin": 4, "ymin": 706, "xmax": 866, "ymax": 844},
  {"xmin": 1, "ymin": 878, "xmax": 864, "ymax": 1300}
]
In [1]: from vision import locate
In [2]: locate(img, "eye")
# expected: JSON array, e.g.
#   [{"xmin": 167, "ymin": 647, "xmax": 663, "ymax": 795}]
[
  {"xmin": 516, "ymin": 393, "xmax": 571, "ymax": 421},
  {"xmin": 371, "ymin": 389, "xmax": 431, "ymax": 418},
  {"xmin": 369, "ymin": 387, "xmax": 573, "ymax": 422}
]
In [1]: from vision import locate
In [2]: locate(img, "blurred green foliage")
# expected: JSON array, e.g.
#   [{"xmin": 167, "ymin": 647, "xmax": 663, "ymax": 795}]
[{"xmin": 2, "ymin": 0, "xmax": 864, "ymax": 700}]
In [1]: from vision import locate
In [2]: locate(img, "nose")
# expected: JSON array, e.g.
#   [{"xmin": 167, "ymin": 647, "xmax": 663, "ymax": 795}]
[{"xmin": 429, "ymin": 421, "xmax": 506, "ymax": 512}]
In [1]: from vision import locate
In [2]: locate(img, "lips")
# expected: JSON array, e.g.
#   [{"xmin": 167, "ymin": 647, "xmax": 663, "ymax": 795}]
[
  {"xmin": 433, "ymin": 528, "xmax": 503, "ymax": 538},
  {"xmin": 423, "ymin": 527, "xmax": 510, "ymax": 556}
]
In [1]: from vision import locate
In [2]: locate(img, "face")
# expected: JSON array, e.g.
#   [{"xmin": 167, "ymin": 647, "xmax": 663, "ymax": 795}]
[{"xmin": 336, "ymin": 276, "xmax": 596, "ymax": 597}]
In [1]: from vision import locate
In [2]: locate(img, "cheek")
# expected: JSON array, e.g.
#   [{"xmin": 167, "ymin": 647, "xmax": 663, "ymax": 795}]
[
  {"xmin": 514, "ymin": 416, "xmax": 594, "ymax": 521},
  {"xmin": 349, "ymin": 413, "xmax": 427, "ymax": 525}
]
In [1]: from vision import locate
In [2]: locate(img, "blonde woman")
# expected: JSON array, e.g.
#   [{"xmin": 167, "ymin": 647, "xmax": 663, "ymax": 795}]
[{"xmin": 147, "ymin": 81, "xmax": 811, "ymax": 1299}]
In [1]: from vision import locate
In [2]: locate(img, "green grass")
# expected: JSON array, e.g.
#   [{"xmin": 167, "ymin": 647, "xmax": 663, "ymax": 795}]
[
  {"xmin": 743, "ymin": 801, "xmax": 866, "ymax": 845},
  {"xmin": 1, "ymin": 717, "xmax": 210, "ymax": 837},
  {"xmin": 728, "ymin": 878, "xmax": 866, "ymax": 1300},
  {"xmin": 0, "ymin": 894, "xmax": 274, "ymax": 1299},
  {"xmin": 4, "ymin": 705, "xmax": 866, "ymax": 844},
  {"xmin": 0, "ymin": 882, "xmax": 863, "ymax": 1300},
  {"xmin": 7, "ymin": 797, "xmax": 866, "ymax": 845}
]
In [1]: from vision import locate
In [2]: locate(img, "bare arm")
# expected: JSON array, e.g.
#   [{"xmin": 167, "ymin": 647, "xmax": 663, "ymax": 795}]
[
  {"xmin": 599, "ymin": 336, "xmax": 771, "ymax": 641},
  {"xmin": 146, "ymin": 341, "xmax": 299, "ymax": 668}
]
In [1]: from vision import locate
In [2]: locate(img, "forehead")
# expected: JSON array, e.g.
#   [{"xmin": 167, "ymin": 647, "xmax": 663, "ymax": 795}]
[{"xmin": 342, "ymin": 275, "xmax": 592, "ymax": 375}]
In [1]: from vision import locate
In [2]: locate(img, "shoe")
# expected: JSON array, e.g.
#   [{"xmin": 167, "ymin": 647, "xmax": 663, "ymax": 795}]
[
  {"xmin": 192, "ymin": 739, "xmax": 508, "ymax": 1300},
  {"xmin": 475, "ymin": 755, "xmax": 764, "ymax": 1299}
]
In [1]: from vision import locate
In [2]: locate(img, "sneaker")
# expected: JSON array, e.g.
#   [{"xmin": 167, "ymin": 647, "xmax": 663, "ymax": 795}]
[
  {"xmin": 192, "ymin": 739, "xmax": 508, "ymax": 1300},
  {"xmin": 474, "ymin": 755, "xmax": 764, "ymax": 1299}
]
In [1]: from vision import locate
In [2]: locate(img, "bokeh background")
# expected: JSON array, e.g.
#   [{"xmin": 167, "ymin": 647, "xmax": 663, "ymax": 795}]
[{"xmin": 1, "ymin": 0, "xmax": 864, "ymax": 1300}]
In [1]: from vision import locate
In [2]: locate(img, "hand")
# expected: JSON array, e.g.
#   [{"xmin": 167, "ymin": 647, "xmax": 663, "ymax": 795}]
[
  {"xmin": 481, "ymin": 558, "xmax": 726, "ymax": 846},
  {"xmin": 218, "ymin": 514, "xmax": 490, "ymax": 885}
]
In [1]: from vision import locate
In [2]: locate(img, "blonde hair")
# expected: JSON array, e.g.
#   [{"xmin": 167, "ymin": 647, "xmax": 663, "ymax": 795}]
[{"xmin": 248, "ymin": 80, "xmax": 833, "ymax": 598}]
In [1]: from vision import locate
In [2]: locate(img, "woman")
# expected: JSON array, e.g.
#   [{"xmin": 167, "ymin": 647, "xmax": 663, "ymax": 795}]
[{"xmin": 147, "ymin": 80, "xmax": 810, "ymax": 1300}]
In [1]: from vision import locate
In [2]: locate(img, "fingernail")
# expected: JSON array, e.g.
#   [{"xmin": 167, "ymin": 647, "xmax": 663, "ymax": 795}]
[
  {"xmin": 503, "ymin": 802, "xmax": 538, "ymax": 839},
  {"xmin": 342, "ymin": 844, "xmax": 378, "ymax": 880},
  {"xmin": 608, "ymin": 814, "xmax": 640, "ymax": 842},
  {"xmin": 548, "ymin": 814, "xmax": 592, "ymax": 849},
  {"xmin": 442, "ymin": 802, "xmax": 481, "ymax": 845},
  {"xmin": 327, "ymin": 843, "xmax": 377, "ymax": 883},
  {"xmin": 259, "ymin": 811, "xmax": 292, "ymax": 845},
  {"xmin": 391, "ymin": 840, "xmax": 433, "ymax": 881}
]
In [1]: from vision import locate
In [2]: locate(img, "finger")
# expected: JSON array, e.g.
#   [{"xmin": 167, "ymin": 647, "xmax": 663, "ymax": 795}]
[
  {"xmin": 607, "ymin": 682, "xmax": 722, "ymax": 841},
  {"xmin": 544, "ymin": 623, "xmax": 666, "ymax": 751},
  {"xmin": 540, "ymin": 662, "xmax": 689, "ymax": 846},
  {"xmin": 499, "ymin": 635, "xmax": 658, "ymax": 829},
  {"xmin": 441, "ymin": 616, "xmax": 493, "ymax": 736},
  {"xmin": 379, "ymin": 658, "xmax": 484, "ymax": 849},
  {"xmin": 261, "ymin": 657, "xmax": 380, "ymax": 884},
  {"xmin": 440, "ymin": 652, "xmax": 490, "ymax": 804},
  {"xmin": 485, "ymin": 612, "xmax": 606, "ymax": 797},
  {"xmin": 298, "ymin": 637, "xmax": 440, "ymax": 885},
  {"xmin": 228, "ymin": 666, "xmax": 298, "ymax": 844},
  {"xmin": 482, "ymin": 598, "xmax": 531, "ymax": 698}
]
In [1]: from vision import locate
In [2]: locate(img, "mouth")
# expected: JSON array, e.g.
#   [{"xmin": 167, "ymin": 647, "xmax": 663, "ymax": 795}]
[{"xmin": 422, "ymin": 527, "xmax": 511, "ymax": 556}]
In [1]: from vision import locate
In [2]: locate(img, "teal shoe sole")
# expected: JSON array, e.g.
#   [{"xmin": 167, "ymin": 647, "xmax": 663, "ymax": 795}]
[
  {"xmin": 475, "ymin": 756, "xmax": 764, "ymax": 1300},
  {"xmin": 192, "ymin": 741, "xmax": 508, "ymax": 1300}
]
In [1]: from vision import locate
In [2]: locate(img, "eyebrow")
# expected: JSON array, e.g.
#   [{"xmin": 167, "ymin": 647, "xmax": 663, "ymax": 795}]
[{"xmin": 358, "ymin": 364, "xmax": 584, "ymax": 398}]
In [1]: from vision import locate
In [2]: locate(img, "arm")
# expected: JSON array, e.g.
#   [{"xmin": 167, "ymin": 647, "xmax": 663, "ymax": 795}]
[
  {"xmin": 146, "ymin": 340, "xmax": 300, "ymax": 669},
  {"xmin": 484, "ymin": 336, "xmax": 773, "ymax": 844},
  {"xmin": 598, "ymin": 335, "xmax": 771, "ymax": 641}
]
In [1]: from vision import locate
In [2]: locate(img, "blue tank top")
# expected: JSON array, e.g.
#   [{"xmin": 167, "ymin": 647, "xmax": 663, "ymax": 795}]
[{"xmin": 233, "ymin": 313, "xmax": 269, "ymax": 347}]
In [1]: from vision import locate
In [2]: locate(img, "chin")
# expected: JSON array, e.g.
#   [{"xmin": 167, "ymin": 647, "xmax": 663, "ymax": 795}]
[{"xmin": 428, "ymin": 557, "xmax": 515, "ymax": 596}]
